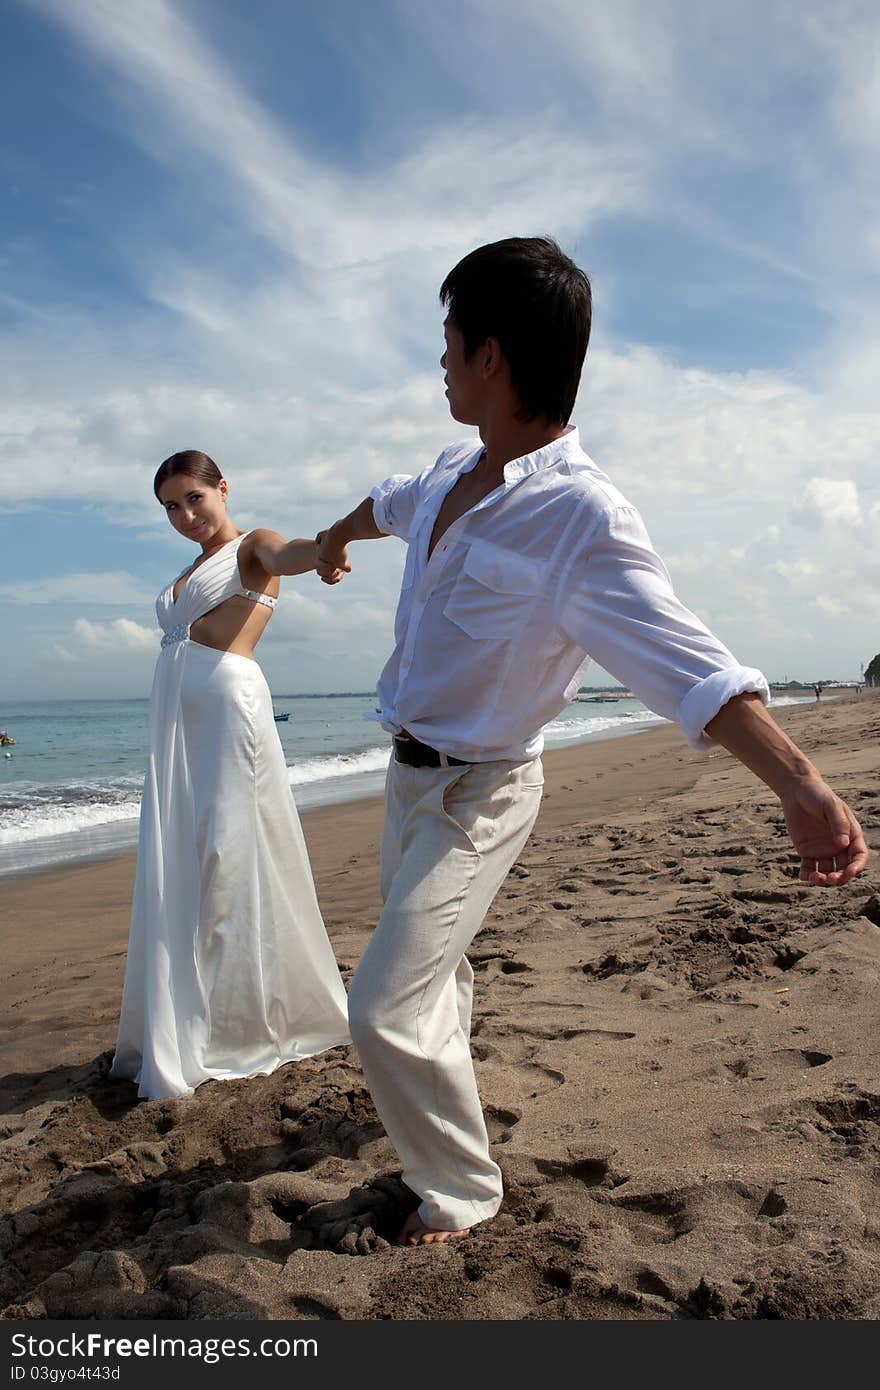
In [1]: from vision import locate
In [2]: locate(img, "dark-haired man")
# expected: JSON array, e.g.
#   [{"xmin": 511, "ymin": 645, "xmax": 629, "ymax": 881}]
[{"xmin": 316, "ymin": 237, "xmax": 868, "ymax": 1246}]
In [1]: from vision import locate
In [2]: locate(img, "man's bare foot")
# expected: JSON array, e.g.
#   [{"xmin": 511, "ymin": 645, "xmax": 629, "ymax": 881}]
[{"xmin": 394, "ymin": 1211, "xmax": 470, "ymax": 1246}]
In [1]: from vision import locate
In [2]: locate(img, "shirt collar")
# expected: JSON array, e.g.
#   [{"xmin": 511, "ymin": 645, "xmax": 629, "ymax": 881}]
[{"xmin": 502, "ymin": 425, "xmax": 581, "ymax": 483}]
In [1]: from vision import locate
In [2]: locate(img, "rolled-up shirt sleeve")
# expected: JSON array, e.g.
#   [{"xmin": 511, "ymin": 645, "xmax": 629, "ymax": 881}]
[
  {"xmin": 370, "ymin": 474, "xmax": 423, "ymax": 542},
  {"xmin": 556, "ymin": 503, "xmax": 769, "ymax": 748}
]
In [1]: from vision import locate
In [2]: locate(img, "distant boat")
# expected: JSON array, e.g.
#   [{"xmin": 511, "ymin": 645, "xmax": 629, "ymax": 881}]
[{"xmin": 273, "ymin": 711, "xmax": 289, "ymax": 722}]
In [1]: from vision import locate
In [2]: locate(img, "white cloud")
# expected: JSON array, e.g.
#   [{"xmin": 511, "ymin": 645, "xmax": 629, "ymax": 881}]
[
  {"xmin": 6, "ymin": 0, "xmax": 879, "ymax": 695},
  {"xmin": 790, "ymin": 478, "xmax": 861, "ymax": 530},
  {"xmin": 71, "ymin": 617, "xmax": 157, "ymax": 653},
  {"xmin": 0, "ymin": 376, "xmax": 452, "ymax": 514},
  {"xmin": 813, "ymin": 595, "xmax": 849, "ymax": 619},
  {"xmin": 22, "ymin": 0, "xmax": 647, "ymax": 401},
  {"xmin": 4, "ymin": 340, "xmax": 878, "ymax": 686},
  {"xmin": 772, "ymin": 559, "xmax": 819, "ymax": 583},
  {"xmin": 29, "ymin": 0, "xmax": 642, "ymax": 270},
  {"xmin": 0, "ymin": 572, "xmax": 149, "ymax": 606},
  {"xmin": 265, "ymin": 587, "xmax": 391, "ymax": 644}
]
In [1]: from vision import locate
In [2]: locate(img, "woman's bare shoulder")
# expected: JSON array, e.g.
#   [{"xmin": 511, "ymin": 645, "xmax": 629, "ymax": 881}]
[
  {"xmin": 238, "ymin": 529, "xmax": 287, "ymax": 582},
  {"xmin": 239, "ymin": 528, "xmax": 285, "ymax": 559}
]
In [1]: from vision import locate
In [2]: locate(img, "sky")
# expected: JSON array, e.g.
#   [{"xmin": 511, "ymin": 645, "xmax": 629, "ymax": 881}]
[{"xmin": 1, "ymin": 0, "xmax": 878, "ymax": 701}]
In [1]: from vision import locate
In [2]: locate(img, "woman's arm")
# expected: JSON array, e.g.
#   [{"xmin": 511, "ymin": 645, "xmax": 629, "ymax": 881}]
[{"xmin": 245, "ymin": 529, "xmax": 330, "ymax": 578}]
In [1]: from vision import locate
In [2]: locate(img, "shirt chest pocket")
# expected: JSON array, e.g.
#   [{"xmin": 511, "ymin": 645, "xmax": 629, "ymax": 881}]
[{"xmin": 444, "ymin": 541, "xmax": 544, "ymax": 640}]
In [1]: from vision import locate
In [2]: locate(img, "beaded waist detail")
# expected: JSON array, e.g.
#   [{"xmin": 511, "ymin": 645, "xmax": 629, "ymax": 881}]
[{"xmin": 161, "ymin": 623, "xmax": 190, "ymax": 649}]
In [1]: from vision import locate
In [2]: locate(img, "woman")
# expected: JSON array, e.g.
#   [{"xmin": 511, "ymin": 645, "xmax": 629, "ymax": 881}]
[{"xmin": 111, "ymin": 450, "xmax": 350, "ymax": 1100}]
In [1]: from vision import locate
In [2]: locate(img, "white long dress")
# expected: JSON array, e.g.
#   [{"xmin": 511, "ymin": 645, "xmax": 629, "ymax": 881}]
[{"xmin": 111, "ymin": 534, "xmax": 350, "ymax": 1100}]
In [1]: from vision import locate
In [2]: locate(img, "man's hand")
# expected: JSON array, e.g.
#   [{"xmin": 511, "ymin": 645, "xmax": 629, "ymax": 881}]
[
  {"xmin": 705, "ymin": 691, "xmax": 869, "ymax": 888},
  {"xmin": 781, "ymin": 775, "xmax": 870, "ymax": 886},
  {"xmin": 314, "ymin": 497, "xmax": 388, "ymax": 584},
  {"xmin": 315, "ymin": 527, "xmax": 351, "ymax": 586}
]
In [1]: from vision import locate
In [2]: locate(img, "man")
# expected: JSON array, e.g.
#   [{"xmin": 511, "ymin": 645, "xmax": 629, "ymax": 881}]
[{"xmin": 316, "ymin": 237, "xmax": 869, "ymax": 1247}]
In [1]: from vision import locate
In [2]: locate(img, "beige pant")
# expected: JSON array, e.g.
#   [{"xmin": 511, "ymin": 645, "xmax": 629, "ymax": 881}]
[{"xmin": 348, "ymin": 754, "xmax": 544, "ymax": 1230}]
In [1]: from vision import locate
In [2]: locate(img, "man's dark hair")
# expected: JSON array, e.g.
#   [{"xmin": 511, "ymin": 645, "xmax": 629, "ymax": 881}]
[
  {"xmin": 439, "ymin": 236, "xmax": 591, "ymax": 425},
  {"xmin": 153, "ymin": 450, "xmax": 223, "ymax": 499}
]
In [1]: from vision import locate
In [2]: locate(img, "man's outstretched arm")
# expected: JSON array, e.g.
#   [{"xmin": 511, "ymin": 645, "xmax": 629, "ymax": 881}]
[
  {"xmin": 555, "ymin": 505, "xmax": 869, "ymax": 889},
  {"xmin": 705, "ymin": 692, "xmax": 869, "ymax": 886},
  {"xmin": 315, "ymin": 497, "xmax": 386, "ymax": 583}
]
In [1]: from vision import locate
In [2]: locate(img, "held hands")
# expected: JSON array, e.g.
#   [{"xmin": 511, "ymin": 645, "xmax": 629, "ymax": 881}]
[
  {"xmin": 313, "ymin": 497, "xmax": 384, "ymax": 583},
  {"xmin": 315, "ymin": 528, "xmax": 351, "ymax": 586},
  {"xmin": 781, "ymin": 774, "xmax": 870, "ymax": 886}
]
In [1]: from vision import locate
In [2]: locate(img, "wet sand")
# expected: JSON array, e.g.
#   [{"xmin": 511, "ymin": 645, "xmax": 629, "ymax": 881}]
[{"xmin": 1, "ymin": 693, "xmax": 878, "ymax": 1320}]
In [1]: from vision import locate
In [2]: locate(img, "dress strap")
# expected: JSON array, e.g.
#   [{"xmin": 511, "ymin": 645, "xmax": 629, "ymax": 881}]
[{"xmin": 238, "ymin": 587, "xmax": 277, "ymax": 609}]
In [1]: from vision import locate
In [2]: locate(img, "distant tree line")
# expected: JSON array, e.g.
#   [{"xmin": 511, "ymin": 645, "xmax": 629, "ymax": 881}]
[{"xmin": 866, "ymin": 653, "xmax": 880, "ymax": 688}]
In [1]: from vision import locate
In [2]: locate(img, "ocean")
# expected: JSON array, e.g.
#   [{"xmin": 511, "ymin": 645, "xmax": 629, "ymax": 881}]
[{"xmin": 0, "ymin": 691, "xmax": 814, "ymax": 878}]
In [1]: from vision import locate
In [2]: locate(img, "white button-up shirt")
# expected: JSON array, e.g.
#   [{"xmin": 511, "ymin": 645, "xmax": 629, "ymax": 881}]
[{"xmin": 369, "ymin": 427, "xmax": 768, "ymax": 762}]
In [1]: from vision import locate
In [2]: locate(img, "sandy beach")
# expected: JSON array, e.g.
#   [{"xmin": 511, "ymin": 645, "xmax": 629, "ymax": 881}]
[{"xmin": 1, "ymin": 693, "xmax": 878, "ymax": 1321}]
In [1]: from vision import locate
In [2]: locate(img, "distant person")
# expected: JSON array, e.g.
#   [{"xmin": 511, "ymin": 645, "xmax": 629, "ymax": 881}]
[
  {"xmin": 815, "ymin": 685, "xmax": 822, "ymax": 701},
  {"xmin": 315, "ymin": 236, "xmax": 869, "ymax": 1246},
  {"xmin": 112, "ymin": 451, "xmax": 350, "ymax": 1100}
]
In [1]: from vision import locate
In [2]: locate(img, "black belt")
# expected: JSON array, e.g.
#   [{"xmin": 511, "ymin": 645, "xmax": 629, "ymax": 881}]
[{"xmin": 393, "ymin": 734, "xmax": 469, "ymax": 769}]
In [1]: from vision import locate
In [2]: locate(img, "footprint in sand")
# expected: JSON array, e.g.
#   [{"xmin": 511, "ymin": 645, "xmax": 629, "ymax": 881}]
[
  {"xmin": 297, "ymin": 1174, "xmax": 415, "ymax": 1254},
  {"xmin": 731, "ymin": 888, "xmax": 807, "ymax": 905},
  {"xmin": 580, "ymin": 952, "xmax": 648, "ymax": 980},
  {"xmin": 499, "ymin": 959, "xmax": 532, "ymax": 975},
  {"xmin": 604, "ymin": 1188, "xmax": 690, "ymax": 1246},
  {"xmin": 535, "ymin": 1152, "xmax": 629, "ymax": 1189},
  {"xmin": 468, "ymin": 947, "xmax": 515, "ymax": 971},
  {"xmin": 485, "ymin": 1105, "xmax": 521, "ymax": 1143},
  {"xmin": 718, "ymin": 1047, "xmax": 831, "ymax": 1086},
  {"xmin": 484, "ymin": 1020, "xmax": 635, "ymax": 1043},
  {"xmin": 810, "ymin": 1091, "xmax": 880, "ymax": 1153}
]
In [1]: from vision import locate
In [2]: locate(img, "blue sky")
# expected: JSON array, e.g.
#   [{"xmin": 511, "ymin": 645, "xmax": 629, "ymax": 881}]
[{"xmin": 1, "ymin": 0, "xmax": 878, "ymax": 699}]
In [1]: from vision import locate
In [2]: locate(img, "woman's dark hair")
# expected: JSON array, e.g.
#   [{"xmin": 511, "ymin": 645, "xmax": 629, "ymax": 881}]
[
  {"xmin": 439, "ymin": 236, "xmax": 591, "ymax": 425},
  {"xmin": 153, "ymin": 450, "xmax": 223, "ymax": 499}
]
